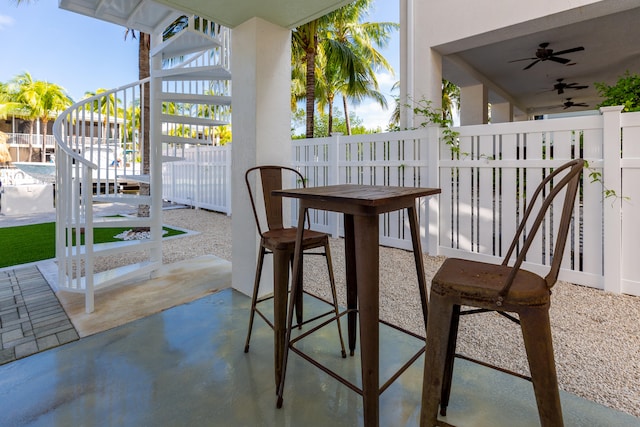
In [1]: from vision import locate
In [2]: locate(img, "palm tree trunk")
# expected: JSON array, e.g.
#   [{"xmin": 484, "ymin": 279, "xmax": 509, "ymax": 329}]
[
  {"xmin": 137, "ymin": 32, "xmax": 151, "ymax": 221},
  {"xmin": 305, "ymin": 35, "xmax": 317, "ymax": 139},
  {"xmin": 342, "ymin": 95, "xmax": 352, "ymax": 135},
  {"xmin": 41, "ymin": 119, "xmax": 48, "ymax": 162},
  {"xmin": 328, "ymin": 95, "xmax": 334, "ymax": 136},
  {"xmin": 28, "ymin": 120, "xmax": 34, "ymax": 162}
]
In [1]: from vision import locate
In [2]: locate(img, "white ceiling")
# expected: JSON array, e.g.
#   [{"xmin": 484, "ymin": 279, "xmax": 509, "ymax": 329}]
[{"xmin": 440, "ymin": 6, "xmax": 640, "ymax": 116}]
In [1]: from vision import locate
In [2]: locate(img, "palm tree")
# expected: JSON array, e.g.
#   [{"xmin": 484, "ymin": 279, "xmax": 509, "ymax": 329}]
[
  {"xmin": 441, "ymin": 80, "xmax": 460, "ymax": 121},
  {"xmin": 83, "ymin": 88, "xmax": 124, "ymax": 139},
  {"xmin": 321, "ymin": 0, "xmax": 395, "ymax": 135},
  {"xmin": 388, "ymin": 79, "xmax": 461, "ymax": 130},
  {"xmin": 6, "ymin": 73, "xmax": 38, "ymax": 160},
  {"xmin": 0, "ymin": 82, "xmax": 20, "ymax": 120},
  {"xmin": 292, "ymin": 19, "xmax": 323, "ymax": 138},
  {"xmin": 292, "ymin": 0, "xmax": 396, "ymax": 137},
  {"xmin": 10, "ymin": 72, "xmax": 72, "ymax": 161}
]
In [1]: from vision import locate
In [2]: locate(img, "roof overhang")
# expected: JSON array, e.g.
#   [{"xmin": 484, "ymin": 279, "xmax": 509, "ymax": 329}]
[{"xmin": 58, "ymin": 0, "xmax": 354, "ymax": 33}]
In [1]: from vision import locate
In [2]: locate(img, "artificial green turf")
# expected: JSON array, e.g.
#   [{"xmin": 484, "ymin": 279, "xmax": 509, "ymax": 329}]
[{"xmin": 0, "ymin": 222, "xmax": 185, "ymax": 269}]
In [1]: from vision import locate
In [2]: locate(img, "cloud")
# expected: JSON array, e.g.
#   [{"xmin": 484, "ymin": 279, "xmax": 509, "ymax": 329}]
[{"xmin": 0, "ymin": 15, "xmax": 14, "ymax": 30}]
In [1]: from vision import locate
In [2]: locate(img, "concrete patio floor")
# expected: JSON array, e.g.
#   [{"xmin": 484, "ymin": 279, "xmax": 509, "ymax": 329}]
[{"xmin": 0, "ymin": 275, "xmax": 638, "ymax": 426}]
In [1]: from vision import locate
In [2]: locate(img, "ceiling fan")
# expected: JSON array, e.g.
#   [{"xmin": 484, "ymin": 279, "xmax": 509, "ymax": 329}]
[
  {"xmin": 550, "ymin": 78, "xmax": 589, "ymax": 94},
  {"xmin": 562, "ymin": 98, "xmax": 589, "ymax": 109},
  {"xmin": 510, "ymin": 42, "xmax": 585, "ymax": 70}
]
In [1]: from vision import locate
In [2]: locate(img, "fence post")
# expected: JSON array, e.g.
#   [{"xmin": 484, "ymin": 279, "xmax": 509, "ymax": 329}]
[
  {"xmin": 196, "ymin": 145, "xmax": 202, "ymax": 210},
  {"xmin": 601, "ymin": 106, "xmax": 623, "ymax": 294},
  {"xmin": 170, "ymin": 145, "xmax": 177, "ymax": 203},
  {"xmin": 426, "ymin": 126, "xmax": 440, "ymax": 255},
  {"xmin": 225, "ymin": 144, "xmax": 232, "ymax": 215}
]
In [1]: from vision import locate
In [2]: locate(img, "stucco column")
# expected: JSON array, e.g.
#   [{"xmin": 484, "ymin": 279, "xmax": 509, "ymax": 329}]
[
  {"xmin": 460, "ymin": 84, "xmax": 488, "ymax": 125},
  {"xmin": 491, "ymin": 102, "xmax": 513, "ymax": 123},
  {"xmin": 400, "ymin": 0, "xmax": 443, "ymax": 129},
  {"xmin": 231, "ymin": 18, "xmax": 292, "ymax": 296}
]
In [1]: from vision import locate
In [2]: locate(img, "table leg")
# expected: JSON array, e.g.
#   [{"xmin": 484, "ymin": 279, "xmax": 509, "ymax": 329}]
[
  {"xmin": 407, "ymin": 205, "xmax": 429, "ymax": 327},
  {"xmin": 353, "ymin": 214, "xmax": 380, "ymax": 427},
  {"xmin": 344, "ymin": 213, "xmax": 358, "ymax": 356},
  {"xmin": 273, "ymin": 247, "xmax": 290, "ymax": 388}
]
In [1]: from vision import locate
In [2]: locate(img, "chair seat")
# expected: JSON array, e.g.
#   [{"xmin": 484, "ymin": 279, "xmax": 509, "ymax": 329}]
[
  {"xmin": 262, "ymin": 228, "xmax": 329, "ymax": 251},
  {"xmin": 431, "ymin": 258, "xmax": 551, "ymax": 307}
]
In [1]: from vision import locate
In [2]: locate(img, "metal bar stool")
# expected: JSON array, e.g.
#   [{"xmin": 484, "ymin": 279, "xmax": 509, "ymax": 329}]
[
  {"xmin": 421, "ymin": 159, "xmax": 584, "ymax": 427},
  {"xmin": 243, "ymin": 165, "xmax": 346, "ymax": 386}
]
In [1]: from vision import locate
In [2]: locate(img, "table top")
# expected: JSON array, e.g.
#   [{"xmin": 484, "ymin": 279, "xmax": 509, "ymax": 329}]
[{"xmin": 274, "ymin": 184, "xmax": 440, "ymax": 215}]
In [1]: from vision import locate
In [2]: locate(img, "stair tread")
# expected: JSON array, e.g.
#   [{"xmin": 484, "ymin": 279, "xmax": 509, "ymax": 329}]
[
  {"xmin": 94, "ymin": 194, "xmax": 152, "ymax": 204},
  {"xmin": 90, "ymin": 216, "xmax": 152, "ymax": 228},
  {"xmin": 160, "ymin": 136, "xmax": 216, "ymax": 145},
  {"xmin": 119, "ymin": 174, "xmax": 150, "ymax": 184},
  {"xmin": 158, "ymin": 66, "xmax": 231, "ymax": 81},
  {"xmin": 161, "ymin": 114, "xmax": 228, "ymax": 126},
  {"xmin": 158, "ymin": 93, "xmax": 231, "ymax": 105},
  {"xmin": 76, "ymin": 238, "xmax": 155, "ymax": 254},
  {"xmin": 60, "ymin": 261, "xmax": 161, "ymax": 292},
  {"xmin": 152, "ymin": 27, "xmax": 222, "ymax": 58}
]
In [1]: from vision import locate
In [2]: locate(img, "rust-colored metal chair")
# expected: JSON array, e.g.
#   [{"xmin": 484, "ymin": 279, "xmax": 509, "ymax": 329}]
[
  {"xmin": 421, "ymin": 159, "xmax": 584, "ymax": 427},
  {"xmin": 243, "ymin": 166, "xmax": 346, "ymax": 363}
]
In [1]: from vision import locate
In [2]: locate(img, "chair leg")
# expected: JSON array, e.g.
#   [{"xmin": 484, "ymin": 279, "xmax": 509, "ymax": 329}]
[
  {"xmin": 244, "ymin": 245, "xmax": 266, "ymax": 353},
  {"xmin": 324, "ymin": 241, "xmax": 347, "ymax": 358},
  {"xmin": 520, "ymin": 305, "xmax": 564, "ymax": 427},
  {"xmin": 289, "ymin": 254, "xmax": 304, "ymax": 329},
  {"xmin": 439, "ymin": 304, "xmax": 461, "ymax": 416},
  {"xmin": 420, "ymin": 292, "xmax": 455, "ymax": 427}
]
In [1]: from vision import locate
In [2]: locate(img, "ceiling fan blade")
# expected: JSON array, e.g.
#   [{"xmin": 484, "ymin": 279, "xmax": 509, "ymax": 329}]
[
  {"xmin": 552, "ymin": 46, "xmax": 585, "ymax": 56},
  {"xmin": 508, "ymin": 57, "xmax": 537, "ymax": 63},
  {"xmin": 549, "ymin": 56, "xmax": 571, "ymax": 64},
  {"xmin": 523, "ymin": 59, "xmax": 540, "ymax": 70},
  {"xmin": 558, "ymin": 88, "xmax": 564, "ymax": 94},
  {"xmin": 570, "ymin": 85, "xmax": 589, "ymax": 90}
]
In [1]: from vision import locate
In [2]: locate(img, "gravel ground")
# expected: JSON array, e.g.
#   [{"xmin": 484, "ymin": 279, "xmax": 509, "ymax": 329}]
[{"xmin": 100, "ymin": 206, "xmax": 640, "ymax": 419}]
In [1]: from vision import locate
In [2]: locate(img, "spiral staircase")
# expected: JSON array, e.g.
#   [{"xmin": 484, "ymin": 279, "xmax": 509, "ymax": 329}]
[{"xmin": 52, "ymin": 16, "xmax": 231, "ymax": 313}]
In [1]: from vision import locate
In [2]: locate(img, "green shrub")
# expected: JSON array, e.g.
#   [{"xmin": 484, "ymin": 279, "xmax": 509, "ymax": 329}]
[{"xmin": 595, "ymin": 71, "xmax": 640, "ymax": 112}]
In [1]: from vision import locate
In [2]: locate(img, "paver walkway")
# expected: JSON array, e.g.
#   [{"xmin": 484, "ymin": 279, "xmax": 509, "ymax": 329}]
[{"xmin": 0, "ymin": 266, "xmax": 78, "ymax": 365}]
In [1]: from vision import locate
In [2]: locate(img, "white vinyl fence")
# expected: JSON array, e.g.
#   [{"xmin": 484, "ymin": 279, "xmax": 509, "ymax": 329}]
[
  {"xmin": 162, "ymin": 107, "xmax": 640, "ymax": 296},
  {"xmin": 162, "ymin": 144, "xmax": 232, "ymax": 214},
  {"xmin": 292, "ymin": 129, "xmax": 438, "ymax": 251},
  {"xmin": 440, "ymin": 114, "xmax": 604, "ymax": 291}
]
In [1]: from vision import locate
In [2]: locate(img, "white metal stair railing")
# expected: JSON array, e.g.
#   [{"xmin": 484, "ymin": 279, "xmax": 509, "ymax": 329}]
[
  {"xmin": 53, "ymin": 79, "xmax": 161, "ymax": 314},
  {"xmin": 52, "ymin": 16, "xmax": 231, "ymax": 314}
]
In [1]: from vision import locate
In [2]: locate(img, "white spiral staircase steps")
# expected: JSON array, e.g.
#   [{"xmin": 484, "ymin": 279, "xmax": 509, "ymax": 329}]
[{"xmin": 53, "ymin": 16, "xmax": 231, "ymax": 312}]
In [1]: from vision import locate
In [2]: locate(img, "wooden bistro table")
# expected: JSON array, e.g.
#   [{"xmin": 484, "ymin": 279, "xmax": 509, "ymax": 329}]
[{"xmin": 274, "ymin": 184, "xmax": 441, "ymax": 427}]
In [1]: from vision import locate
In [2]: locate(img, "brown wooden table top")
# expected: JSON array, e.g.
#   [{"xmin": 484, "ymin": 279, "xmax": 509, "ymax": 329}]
[{"xmin": 274, "ymin": 184, "xmax": 440, "ymax": 216}]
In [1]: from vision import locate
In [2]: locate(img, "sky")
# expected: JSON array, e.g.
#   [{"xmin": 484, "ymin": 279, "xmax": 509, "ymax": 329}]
[{"xmin": 0, "ymin": 0, "xmax": 399, "ymax": 131}]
